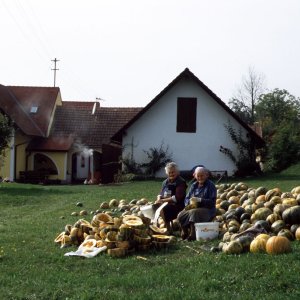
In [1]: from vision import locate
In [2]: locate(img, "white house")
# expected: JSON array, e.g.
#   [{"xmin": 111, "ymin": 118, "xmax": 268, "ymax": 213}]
[{"xmin": 112, "ymin": 68, "xmax": 264, "ymax": 177}]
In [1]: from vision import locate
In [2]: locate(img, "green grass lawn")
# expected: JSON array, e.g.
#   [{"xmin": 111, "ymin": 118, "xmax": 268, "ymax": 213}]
[{"xmin": 1, "ymin": 165, "xmax": 300, "ymax": 300}]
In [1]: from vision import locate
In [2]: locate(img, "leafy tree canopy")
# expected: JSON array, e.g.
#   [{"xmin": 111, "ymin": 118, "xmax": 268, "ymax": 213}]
[
  {"xmin": 256, "ymin": 89, "xmax": 300, "ymax": 139},
  {"xmin": 256, "ymin": 89, "xmax": 300, "ymax": 171}
]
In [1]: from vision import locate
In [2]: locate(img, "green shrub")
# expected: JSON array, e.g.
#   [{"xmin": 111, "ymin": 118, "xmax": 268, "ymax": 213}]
[
  {"xmin": 220, "ymin": 122, "xmax": 259, "ymax": 176},
  {"xmin": 265, "ymin": 121, "xmax": 300, "ymax": 171},
  {"xmin": 141, "ymin": 143, "xmax": 172, "ymax": 176}
]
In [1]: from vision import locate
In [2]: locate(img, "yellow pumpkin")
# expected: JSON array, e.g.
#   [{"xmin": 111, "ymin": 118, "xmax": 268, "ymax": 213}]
[
  {"xmin": 109, "ymin": 199, "xmax": 119, "ymax": 208},
  {"xmin": 54, "ymin": 232, "xmax": 65, "ymax": 244},
  {"xmin": 61, "ymin": 235, "xmax": 72, "ymax": 248},
  {"xmin": 270, "ymin": 196, "xmax": 282, "ymax": 205},
  {"xmin": 291, "ymin": 186, "xmax": 300, "ymax": 194},
  {"xmin": 100, "ymin": 202, "xmax": 109, "ymax": 209},
  {"xmin": 255, "ymin": 195, "xmax": 266, "ymax": 204},
  {"xmin": 222, "ymin": 240, "xmax": 243, "ymax": 255},
  {"xmin": 228, "ymin": 196, "xmax": 240, "ymax": 205},
  {"xmin": 265, "ymin": 188, "xmax": 281, "ymax": 201},
  {"xmin": 228, "ymin": 220, "xmax": 240, "ymax": 228},
  {"xmin": 113, "ymin": 217, "xmax": 122, "ymax": 227},
  {"xmin": 266, "ymin": 213, "xmax": 281, "ymax": 224},
  {"xmin": 79, "ymin": 210, "xmax": 88, "ymax": 216},
  {"xmin": 250, "ymin": 238, "xmax": 267, "ymax": 253},
  {"xmin": 282, "ymin": 198, "xmax": 298, "ymax": 207},
  {"xmin": 255, "ymin": 233, "xmax": 271, "ymax": 241},
  {"xmin": 228, "ymin": 204, "xmax": 239, "ymax": 211},
  {"xmin": 70, "ymin": 227, "xmax": 79, "ymax": 238}
]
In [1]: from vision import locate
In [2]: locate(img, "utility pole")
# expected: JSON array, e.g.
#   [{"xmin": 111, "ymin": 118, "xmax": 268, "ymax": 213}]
[{"xmin": 51, "ymin": 58, "xmax": 59, "ymax": 87}]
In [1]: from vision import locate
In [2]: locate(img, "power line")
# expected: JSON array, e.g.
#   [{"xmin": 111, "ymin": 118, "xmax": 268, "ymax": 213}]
[
  {"xmin": 15, "ymin": 0, "xmax": 53, "ymax": 59},
  {"xmin": 2, "ymin": 0, "xmax": 105, "ymax": 101},
  {"xmin": 26, "ymin": 0, "xmax": 56, "ymax": 57},
  {"xmin": 1, "ymin": 0, "xmax": 47, "ymax": 63}
]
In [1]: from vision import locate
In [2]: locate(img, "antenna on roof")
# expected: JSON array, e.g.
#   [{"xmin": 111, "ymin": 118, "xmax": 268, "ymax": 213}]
[{"xmin": 51, "ymin": 58, "xmax": 59, "ymax": 87}]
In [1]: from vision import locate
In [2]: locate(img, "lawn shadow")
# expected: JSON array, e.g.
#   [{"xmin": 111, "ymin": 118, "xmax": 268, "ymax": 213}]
[
  {"xmin": 0, "ymin": 185, "xmax": 79, "ymax": 196},
  {"xmin": 248, "ymin": 174, "xmax": 300, "ymax": 182},
  {"xmin": 219, "ymin": 172, "xmax": 300, "ymax": 185}
]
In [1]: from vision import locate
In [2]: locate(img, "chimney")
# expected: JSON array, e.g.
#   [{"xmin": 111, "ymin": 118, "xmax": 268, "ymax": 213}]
[{"xmin": 92, "ymin": 101, "xmax": 100, "ymax": 115}]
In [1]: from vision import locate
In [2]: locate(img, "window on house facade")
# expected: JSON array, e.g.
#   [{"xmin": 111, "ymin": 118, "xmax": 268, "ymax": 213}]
[{"xmin": 176, "ymin": 97, "xmax": 197, "ymax": 133}]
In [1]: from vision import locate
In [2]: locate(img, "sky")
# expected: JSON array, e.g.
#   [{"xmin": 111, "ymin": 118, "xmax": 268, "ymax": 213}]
[{"xmin": 1, "ymin": 0, "xmax": 300, "ymax": 107}]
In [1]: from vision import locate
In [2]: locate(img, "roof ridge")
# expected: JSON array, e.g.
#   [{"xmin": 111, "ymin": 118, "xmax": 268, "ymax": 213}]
[
  {"xmin": 111, "ymin": 68, "xmax": 264, "ymax": 146},
  {"xmin": 61, "ymin": 101, "xmax": 142, "ymax": 109},
  {"xmin": 62, "ymin": 100, "xmax": 96, "ymax": 103},
  {"xmin": 7, "ymin": 85, "xmax": 59, "ymax": 89}
]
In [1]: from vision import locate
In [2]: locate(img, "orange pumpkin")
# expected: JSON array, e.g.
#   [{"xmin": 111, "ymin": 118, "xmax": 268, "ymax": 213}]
[{"xmin": 266, "ymin": 236, "xmax": 291, "ymax": 255}]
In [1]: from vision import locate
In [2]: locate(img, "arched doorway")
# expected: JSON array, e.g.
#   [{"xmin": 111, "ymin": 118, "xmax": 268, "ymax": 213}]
[{"xmin": 34, "ymin": 153, "xmax": 58, "ymax": 175}]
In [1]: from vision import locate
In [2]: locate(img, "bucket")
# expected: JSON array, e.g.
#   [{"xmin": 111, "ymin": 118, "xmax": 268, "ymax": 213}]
[
  {"xmin": 140, "ymin": 204, "xmax": 156, "ymax": 220},
  {"xmin": 195, "ymin": 222, "xmax": 219, "ymax": 241}
]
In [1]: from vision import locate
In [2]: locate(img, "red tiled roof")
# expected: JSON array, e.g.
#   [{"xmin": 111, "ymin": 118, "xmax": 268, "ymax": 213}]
[
  {"xmin": 50, "ymin": 102, "xmax": 142, "ymax": 149},
  {"xmin": 62, "ymin": 101, "xmax": 95, "ymax": 110},
  {"xmin": 27, "ymin": 135, "xmax": 74, "ymax": 151},
  {"xmin": 0, "ymin": 85, "xmax": 60, "ymax": 137},
  {"xmin": 112, "ymin": 68, "xmax": 265, "ymax": 147}
]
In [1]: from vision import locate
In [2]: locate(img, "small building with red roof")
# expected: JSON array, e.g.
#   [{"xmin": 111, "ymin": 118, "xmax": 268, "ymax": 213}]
[{"xmin": 0, "ymin": 85, "xmax": 141, "ymax": 183}]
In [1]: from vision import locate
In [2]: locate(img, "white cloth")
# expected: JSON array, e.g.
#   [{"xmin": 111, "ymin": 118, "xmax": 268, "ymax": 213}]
[
  {"xmin": 64, "ymin": 245, "xmax": 107, "ymax": 258},
  {"xmin": 153, "ymin": 202, "xmax": 168, "ymax": 225}
]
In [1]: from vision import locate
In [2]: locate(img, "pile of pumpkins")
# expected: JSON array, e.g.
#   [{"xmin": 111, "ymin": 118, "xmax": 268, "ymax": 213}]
[
  {"xmin": 54, "ymin": 198, "xmax": 175, "ymax": 258},
  {"xmin": 70, "ymin": 198, "xmax": 154, "ymax": 219},
  {"xmin": 55, "ymin": 184, "xmax": 300, "ymax": 257},
  {"xmin": 214, "ymin": 183, "xmax": 300, "ymax": 255}
]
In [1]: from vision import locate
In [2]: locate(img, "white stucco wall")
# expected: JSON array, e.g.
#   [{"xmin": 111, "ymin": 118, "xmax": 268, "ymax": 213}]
[{"xmin": 122, "ymin": 77, "xmax": 249, "ymax": 177}]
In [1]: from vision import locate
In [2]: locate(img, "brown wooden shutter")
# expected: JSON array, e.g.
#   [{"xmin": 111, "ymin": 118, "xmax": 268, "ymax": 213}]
[{"xmin": 176, "ymin": 97, "xmax": 197, "ymax": 132}]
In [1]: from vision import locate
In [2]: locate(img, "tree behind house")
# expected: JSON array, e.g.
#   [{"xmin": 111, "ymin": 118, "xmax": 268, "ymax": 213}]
[
  {"xmin": 229, "ymin": 66, "xmax": 266, "ymax": 124},
  {"xmin": 256, "ymin": 89, "xmax": 300, "ymax": 171}
]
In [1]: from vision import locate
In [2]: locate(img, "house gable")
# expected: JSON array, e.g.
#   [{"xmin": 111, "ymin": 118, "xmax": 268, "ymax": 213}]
[
  {"xmin": 112, "ymin": 68, "xmax": 264, "ymax": 147},
  {"xmin": 116, "ymin": 68, "xmax": 264, "ymax": 176}
]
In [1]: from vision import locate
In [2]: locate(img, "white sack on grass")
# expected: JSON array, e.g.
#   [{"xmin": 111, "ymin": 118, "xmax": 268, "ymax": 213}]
[{"xmin": 64, "ymin": 245, "xmax": 107, "ymax": 258}]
